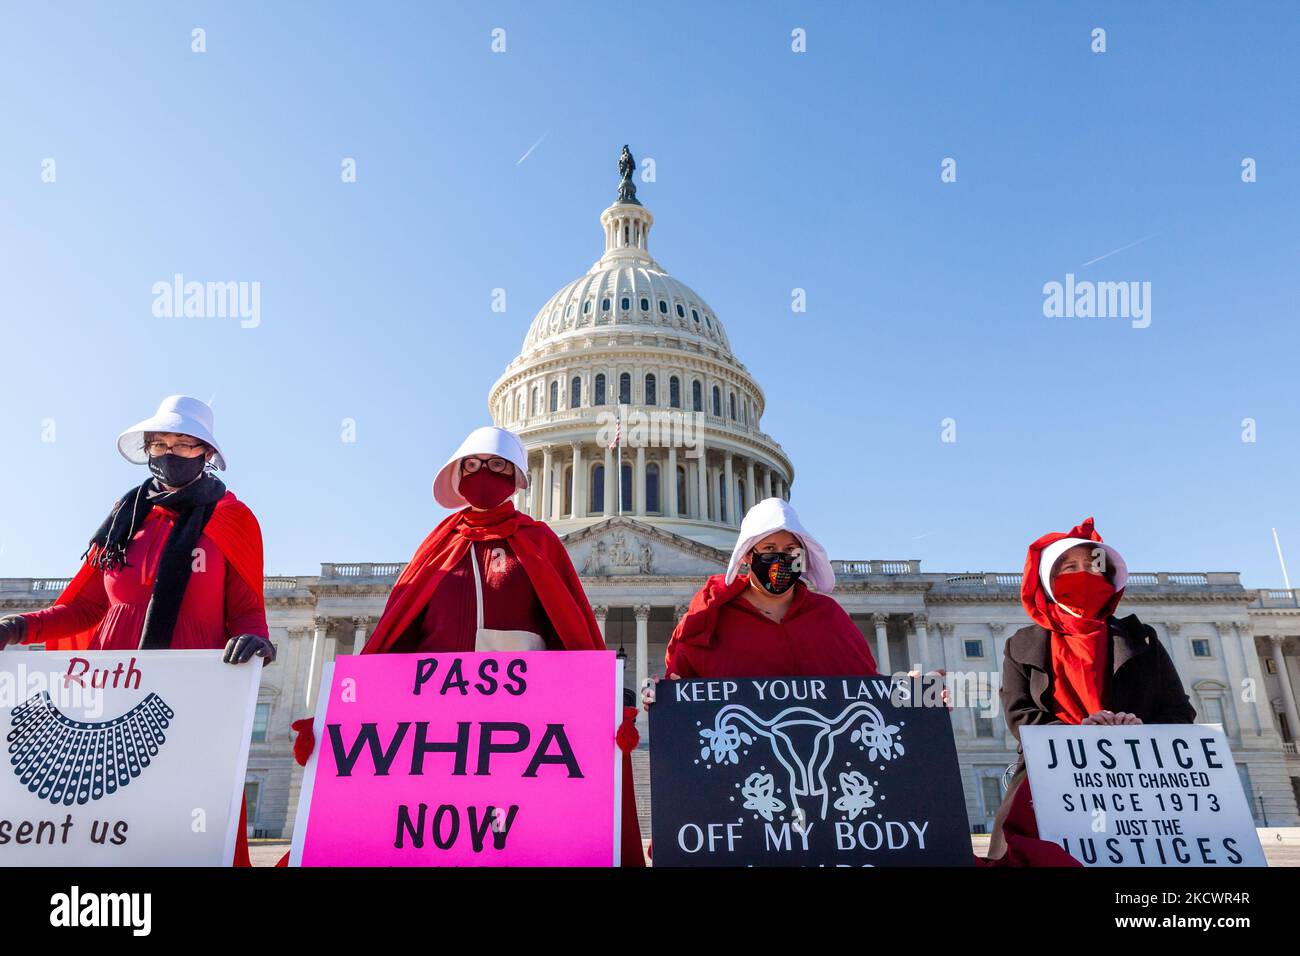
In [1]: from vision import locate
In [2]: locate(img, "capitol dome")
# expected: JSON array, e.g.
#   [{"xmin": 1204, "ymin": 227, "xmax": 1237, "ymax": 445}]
[{"xmin": 489, "ymin": 148, "xmax": 794, "ymax": 550}]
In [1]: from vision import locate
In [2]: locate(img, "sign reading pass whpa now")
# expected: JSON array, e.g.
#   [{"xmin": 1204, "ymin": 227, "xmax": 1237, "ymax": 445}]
[
  {"xmin": 1021, "ymin": 724, "xmax": 1267, "ymax": 866},
  {"xmin": 0, "ymin": 651, "xmax": 260, "ymax": 866},
  {"xmin": 289, "ymin": 651, "xmax": 623, "ymax": 866}
]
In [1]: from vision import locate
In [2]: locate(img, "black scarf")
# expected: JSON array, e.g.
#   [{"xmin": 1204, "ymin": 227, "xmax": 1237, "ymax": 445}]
[{"xmin": 83, "ymin": 473, "xmax": 227, "ymax": 649}]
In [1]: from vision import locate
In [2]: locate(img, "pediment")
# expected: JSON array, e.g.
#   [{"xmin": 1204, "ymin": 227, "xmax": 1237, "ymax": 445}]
[{"xmin": 562, "ymin": 517, "xmax": 730, "ymax": 578}]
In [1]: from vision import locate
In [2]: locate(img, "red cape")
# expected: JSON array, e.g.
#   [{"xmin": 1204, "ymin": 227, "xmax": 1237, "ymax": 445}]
[
  {"xmin": 363, "ymin": 501, "xmax": 603, "ymax": 653},
  {"xmin": 40, "ymin": 492, "xmax": 265, "ymax": 653}
]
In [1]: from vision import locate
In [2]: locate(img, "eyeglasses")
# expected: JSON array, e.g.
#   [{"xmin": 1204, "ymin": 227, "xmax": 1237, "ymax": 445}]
[
  {"xmin": 461, "ymin": 456, "xmax": 511, "ymax": 474},
  {"xmin": 144, "ymin": 440, "xmax": 206, "ymax": 458}
]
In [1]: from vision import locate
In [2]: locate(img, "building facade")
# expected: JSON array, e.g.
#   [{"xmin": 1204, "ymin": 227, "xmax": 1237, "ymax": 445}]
[{"xmin": 3, "ymin": 154, "xmax": 1299, "ymax": 838}]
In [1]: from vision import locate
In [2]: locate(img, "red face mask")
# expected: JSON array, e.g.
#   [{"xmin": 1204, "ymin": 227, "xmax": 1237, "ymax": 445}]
[
  {"xmin": 459, "ymin": 469, "xmax": 516, "ymax": 509},
  {"xmin": 1051, "ymin": 571, "xmax": 1115, "ymax": 620}
]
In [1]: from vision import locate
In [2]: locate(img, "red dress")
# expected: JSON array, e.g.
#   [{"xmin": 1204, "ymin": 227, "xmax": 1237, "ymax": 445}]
[
  {"xmin": 665, "ymin": 575, "xmax": 878, "ymax": 678},
  {"xmin": 23, "ymin": 506, "xmax": 267, "ymax": 649}
]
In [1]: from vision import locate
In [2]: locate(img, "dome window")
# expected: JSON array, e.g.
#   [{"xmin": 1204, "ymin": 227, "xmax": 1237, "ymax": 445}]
[
  {"xmin": 705, "ymin": 314, "xmax": 712, "ymax": 329},
  {"xmin": 583, "ymin": 300, "xmax": 592, "ymax": 314},
  {"xmin": 621, "ymin": 296, "xmax": 631, "ymax": 311},
  {"xmin": 594, "ymin": 373, "xmax": 607, "ymax": 406},
  {"xmin": 729, "ymin": 392, "xmax": 736, "ymax": 420},
  {"xmin": 692, "ymin": 380, "xmax": 703, "ymax": 412},
  {"xmin": 669, "ymin": 375, "xmax": 681, "ymax": 408},
  {"xmin": 658, "ymin": 299, "xmax": 668, "ymax": 314},
  {"xmin": 571, "ymin": 376, "xmax": 582, "ymax": 408},
  {"xmin": 676, "ymin": 303, "xmax": 686, "ymax": 318},
  {"xmin": 601, "ymin": 297, "xmax": 611, "ymax": 312},
  {"xmin": 645, "ymin": 373, "xmax": 657, "ymax": 406},
  {"xmin": 640, "ymin": 297, "xmax": 650, "ymax": 312},
  {"xmin": 619, "ymin": 372, "xmax": 632, "ymax": 404},
  {"xmin": 712, "ymin": 385, "xmax": 721, "ymax": 417},
  {"xmin": 549, "ymin": 381, "xmax": 559, "ymax": 413},
  {"xmin": 691, "ymin": 308, "xmax": 700, "ymax": 323}
]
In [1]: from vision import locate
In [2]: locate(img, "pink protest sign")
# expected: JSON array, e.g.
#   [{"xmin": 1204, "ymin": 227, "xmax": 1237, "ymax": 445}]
[{"xmin": 289, "ymin": 651, "xmax": 623, "ymax": 866}]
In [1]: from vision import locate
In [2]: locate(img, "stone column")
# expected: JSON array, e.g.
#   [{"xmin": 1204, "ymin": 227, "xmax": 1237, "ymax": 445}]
[
  {"xmin": 351, "ymin": 616, "xmax": 368, "ymax": 655},
  {"xmin": 571, "ymin": 441, "xmax": 586, "ymax": 519},
  {"xmin": 602, "ymin": 445, "xmax": 613, "ymax": 516},
  {"xmin": 592, "ymin": 605, "xmax": 608, "ymax": 642},
  {"xmin": 635, "ymin": 446, "xmax": 646, "ymax": 516},
  {"xmin": 723, "ymin": 453, "xmax": 735, "ymax": 525},
  {"xmin": 666, "ymin": 445, "xmax": 679, "ymax": 517},
  {"xmin": 529, "ymin": 463, "xmax": 542, "ymax": 518},
  {"xmin": 634, "ymin": 605, "xmax": 651, "ymax": 729},
  {"xmin": 744, "ymin": 458, "xmax": 756, "ymax": 512},
  {"xmin": 988, "ymin": 622, "xmax": 1015, "ymax": 749},
  {"xmin": 1238, "ymin": 622, "xmax": 1277, "ymax": 734},
  {"xmin": 933, "ymin": 621, "xmax": 953, "ymax": 673},
  {"xmin": 762, "ymin": 467, "xmax": 772, "ymax": 500},
  {"xmin": 872, "ymin": 613, "xmax": 891, "ymax": 675},
  {"xmin": 1269, "ymin": 635, "xmax": 1300, "ymax": 744},
  {"xmin": 695, "ymin": 446, "xmax": 708, "ymax": 521},
  {"xmin": 541, "ymin": 445, "xmax": 554, "ymax": 520},
  {"xmin": 305, "ymin": 617, "xmax": 329, "ymax": 711},
  {"xmin": 912, "ymin": 613, "xmax": 929, "ymax": 672},
  {"xmin": 1215, "ymin": 621, "xmax": 1258, "ymax": 735}
]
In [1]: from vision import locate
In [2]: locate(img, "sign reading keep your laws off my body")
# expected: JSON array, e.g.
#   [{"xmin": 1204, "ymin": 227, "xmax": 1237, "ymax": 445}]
[{"xmin": 649, "ymin": 674, "xmax": 973, "ymax": 866}]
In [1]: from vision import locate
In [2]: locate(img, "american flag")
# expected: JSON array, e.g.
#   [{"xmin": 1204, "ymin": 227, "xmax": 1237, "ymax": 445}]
[{"xmin": 608, "ymin": 410, "xmax": 621, "ymax": 449}]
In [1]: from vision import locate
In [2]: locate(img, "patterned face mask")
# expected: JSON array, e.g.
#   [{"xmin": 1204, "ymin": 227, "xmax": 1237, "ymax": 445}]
[{"xmin": 749, "ymin": 550, "xmax": 801, "ymax": 595}]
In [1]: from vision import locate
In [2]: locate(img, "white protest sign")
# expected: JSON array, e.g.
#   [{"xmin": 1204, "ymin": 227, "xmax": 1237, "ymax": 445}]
[
  {"xmin": 1021, "ymin": 724, "xmax": 1266, "ymax": 867},
  {"xmin": 0, "ymin": 650, "xmax": 260, "ymax": 866}
]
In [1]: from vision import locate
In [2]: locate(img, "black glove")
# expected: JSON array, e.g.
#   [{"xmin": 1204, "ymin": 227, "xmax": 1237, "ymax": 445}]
[
  {"xmin": 0, "ymin": 615, "xmax": 28, "ymax": 647},
  {"xmin": 222, "ymin": 634, "xmax": 276, "ymax": 666}
]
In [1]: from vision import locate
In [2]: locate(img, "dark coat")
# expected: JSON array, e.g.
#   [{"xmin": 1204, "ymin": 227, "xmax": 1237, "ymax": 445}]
[{"xmin": 1001, "ymin": 612, "xmax": 1197, "ymax": 756}]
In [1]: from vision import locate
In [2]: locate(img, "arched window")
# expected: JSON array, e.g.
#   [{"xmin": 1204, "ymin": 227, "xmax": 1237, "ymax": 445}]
[
  {"xmin": 591, "ymin": 464, "xmax": 605, "ymax": 513},
  {"xmin": 692, "ymin": 380, "xmax": 702, "ymax": 412},
  {"xmin": 571, "ymin": 376, "xmax": 582, "ymax": 409},
  {"xmin": 692, "ymin": 308, "xmax": 700, "ymax": 323},
  {"xmin": 583, "ymin": 300, "xmax": 591, "ymax": 314},
  {"xmin": 621, "ymin": 296, "xmax": 631, "ymax": 311},
  {"xmin": 645, "ymin": 373, "xmax": 657, "ymax": 406},
  {"xmin": 729, "ymin": 392, "xmax": 736, "ymax": 420},
  {"xmin": 658, "ymin": 299, "xmax": 668, "ymax": 314},
  {"xmin": 533, "ymin": 386, "xmax": 542, "ymax": 414},
  {"xmin": 676, "ymin": 303, "xmax": 686, "ymax": 318},
  {"xmin": 640, "ymin": 297, "xmax": 650, "ymax": 311},
  {"xmin": 718, "ymin": 473, "xmax": 727, "ymax": 523},
  {"xmin": 620, "ymin": 463, "xmax": 633, "ymax": 512},
  {"xmin": 601, "ymin": 297, "xmax": 610, "ymax": 312},
  {"xmin": 594, "ymin": 373, "xmax": 606, "ymax": 406},
  {"xmin": 712, "ymin": 386, "xmax": 721, "ymax": 417},
  {"xmin": 619, "ymin": 372, "xmax": 631, "ymax": 404},
  {"xmin": 646, "ymin": 463, "xmax": 661, "ymax": 514},
  {"xmin": 549, "ymin": 381, "xmax": 559, "ymax": 413},
  {"xmin": 669, "ymin": 376, "xmax": 681, "ymax": 408}
]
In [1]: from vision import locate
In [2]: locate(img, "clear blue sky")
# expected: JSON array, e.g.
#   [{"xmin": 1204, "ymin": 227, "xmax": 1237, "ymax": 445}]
[{"xmin": 2, "ymin": 2, "xmax": 1297, "ymax": 585}]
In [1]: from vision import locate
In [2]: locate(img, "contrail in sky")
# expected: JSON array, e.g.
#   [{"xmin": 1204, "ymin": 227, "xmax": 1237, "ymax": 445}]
[
  {"xmin": 1081, "ymin": 233, "xmax": 1158, "ymax": 268},
  {"xmin": 516, "ymin": 132, "xmax": 548, "ymax": 166}
]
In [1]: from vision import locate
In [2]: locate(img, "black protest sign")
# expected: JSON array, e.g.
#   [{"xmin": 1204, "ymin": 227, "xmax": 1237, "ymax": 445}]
[{"xmin": 649, "ymin": 675, "xmax": 972, "ymax": 866}]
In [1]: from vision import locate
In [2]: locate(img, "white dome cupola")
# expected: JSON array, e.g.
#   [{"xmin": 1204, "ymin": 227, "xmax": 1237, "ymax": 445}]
[{"xmin": 489, "ymin": 147, "xmax": 794, "ymax": 549}]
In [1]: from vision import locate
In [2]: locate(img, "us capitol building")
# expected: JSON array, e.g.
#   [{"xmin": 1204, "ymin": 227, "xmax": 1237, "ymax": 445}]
[{"xmin": 4, "ymin": 150, "xmax": 1299, "ymax": 840}]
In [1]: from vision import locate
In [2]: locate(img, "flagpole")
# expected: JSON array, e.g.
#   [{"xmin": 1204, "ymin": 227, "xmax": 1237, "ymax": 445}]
[{"xmin": 1273, "ymin": 528, "xmax": 1292, "ymax": 591}]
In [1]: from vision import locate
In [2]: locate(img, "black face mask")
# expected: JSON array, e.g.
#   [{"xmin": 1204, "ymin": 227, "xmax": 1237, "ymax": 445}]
[
  {"xmin": 749, "ymin": 550, "xmax": 801, "ymax": 595},
  {"xmin": 148, "ymin": 453, "xmax": 208, "ymax": 488}
]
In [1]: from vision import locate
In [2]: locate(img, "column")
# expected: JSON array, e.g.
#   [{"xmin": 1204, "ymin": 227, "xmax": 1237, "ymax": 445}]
[
  {"xmin": 744, "ymin": 458, "xmax": 756, "ymax": 511},
  {"xmin": 695, "ymin": 446, "xmax": 708, "ymax": 521},
  {"xmin": 541, "ymin": 446, "xmax": 554, "ymax": 520},
  {"xmin": 571, "ymin": 441, "xmax": 586, "ymax": 519},
  {"xmin": 529, "ymin": 464, "xmax": 542, "ymax": 518},
  {"xmin": 351, "ymin": 616, "xmax": 368, "ymax": 655},
  {"xmin": 666, "ymin": 445, "xmax": 679, "ymax": 518},
  {"xmin": 305, "ymin": 617, "xmax": 329, "ymax": 711},
  {"xmin": 723, "ymin": 453, "xmax": 735, "ymax": 525},
  {"xmin": 592, "ymin": 605, "xmax": 608, "ymax": 642},
  {"xmin": 551, "ymin": 448, "xmax": 564, "ymax": 521},
  {"xmin": 933, "ymin": 621, "xmax": 952, "ymax": 672},
  {"xmin": 634, "ymin": 605, "xmax": 651, "ymax": 728},
  {"xmin": 1239, "ymin": 623, "xmax": 1278, "ymax": 734},
  {"xmin": 762, "ymin": 467, "xmax": 772, "ymax": 500},
  {"xmin": 988, "ymin": 622, "xmax": 1015, "ymax": 749},
  {"xmin": 872, "ymin": 613, "xmax": 891, "ymax": 675},
  {"xmin": 1215, "ymin": 621, "xmax": 1257, "ymax": 736},
  {"xmin": 1269, "ymin": 635, "xmax": 1300, "ymax": 744},
  {"xmin": 634, "ymin": 446, "xmax": 646, "ymax": 516},
  {"xmin": 603, "ymin": 446, "xmax": 614, "ymax": 516},
  {"xmin": 912, "ymin": 613, "xmax": 929, "ymax": 672}
]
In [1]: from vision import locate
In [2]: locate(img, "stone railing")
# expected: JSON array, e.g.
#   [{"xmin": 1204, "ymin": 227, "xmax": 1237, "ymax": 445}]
[
  {"xmin": 318, "ymin": 562, "xmax": 407, "ymax": 580},
  {"xmin": 1249, "ymin": 589, "xmax": 1300, "ymax": 608},
  {"xmin": 831, "ymin": 560, "xmax": 922, "ymax": 575}
]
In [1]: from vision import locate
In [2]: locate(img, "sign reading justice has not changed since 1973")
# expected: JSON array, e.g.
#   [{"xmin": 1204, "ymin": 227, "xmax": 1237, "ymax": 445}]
[
  {"xmin": 649, "ymin": 675, "xmax": 972, "ymax": 866},
  {"xmin": 1021, "ymin": 724, "xmax": 1267, "ymax": 866}
]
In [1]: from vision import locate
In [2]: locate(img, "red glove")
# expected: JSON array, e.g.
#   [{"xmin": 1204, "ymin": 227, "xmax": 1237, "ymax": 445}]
[{"xmin": 291, "ymin": 717, "xmax": 316, "ymax": 766}]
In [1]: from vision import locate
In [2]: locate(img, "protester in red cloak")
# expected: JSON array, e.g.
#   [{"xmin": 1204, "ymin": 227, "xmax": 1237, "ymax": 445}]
[
  {"xmin": 283, "ymin": 426, "xmax": 644, "ymax": 867},
  {"xmin": 982, "ymin": 517, "xmax": 1195, "ymax": 866},
  {"xmin": 650, "ymin": 497, "xmax": 878, "ymax": 691},
  {"xmin": 0, "ymin": 396, "xmax": 274, "ymax": 867}
]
